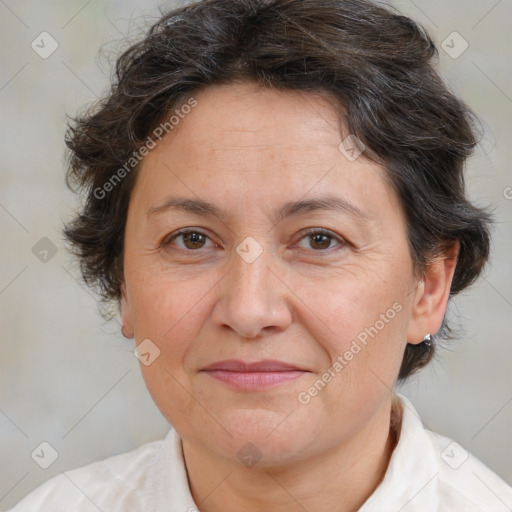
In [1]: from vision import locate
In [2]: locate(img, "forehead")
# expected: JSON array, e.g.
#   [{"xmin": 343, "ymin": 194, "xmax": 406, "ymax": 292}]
[
  {"xmin": 166, "ymin": 81, "xmax": 345, "ymax": 150},
  {"xmin": 131, "ymin": 81, "xmax": 399, "ymax": 223}
]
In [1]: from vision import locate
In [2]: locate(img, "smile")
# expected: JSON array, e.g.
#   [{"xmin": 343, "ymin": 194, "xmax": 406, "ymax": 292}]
[{"xmin": 200, "ymin": 359, "xmax": 310, "ymax": 391}]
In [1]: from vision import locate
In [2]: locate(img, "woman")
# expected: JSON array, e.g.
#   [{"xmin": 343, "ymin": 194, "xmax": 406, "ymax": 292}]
[{"xmin": 9, "ymin": 0, "xmax": 512, "ymax": 510}]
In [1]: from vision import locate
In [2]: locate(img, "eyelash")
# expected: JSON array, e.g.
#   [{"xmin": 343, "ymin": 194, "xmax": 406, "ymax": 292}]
[{"xmin": 162, "ymin": 227, "xmax": 346, "ymax": 254}]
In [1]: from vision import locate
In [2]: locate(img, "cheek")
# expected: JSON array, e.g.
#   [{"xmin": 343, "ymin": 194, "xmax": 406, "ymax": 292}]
[
  {"xmin": 129, "ymin": 268, "xmax": 211, "ymax": 422},
  {"xmin": 123, "ymin": 255, "xmax": 206, "ymax": 425},
  {"xmin": 128, "ymin": 259, "xmax": 203, "ymax": 328},
  {"xmin": 284, "ymin": 262, "xmax": 410, "ymax": 401},
  {"xmin": 288, "ymin": 262, "xmax": 407, "ymax": 345}
]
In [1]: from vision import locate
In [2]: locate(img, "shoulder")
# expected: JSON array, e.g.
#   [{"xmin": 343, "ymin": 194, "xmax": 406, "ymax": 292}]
[
  {"xmin": 7, "ymin": 434, "xmax": 170, "ymax": 512},
  {"xmin": 425, "ymin": 428, "xmax": 512, "ymax": 512}
]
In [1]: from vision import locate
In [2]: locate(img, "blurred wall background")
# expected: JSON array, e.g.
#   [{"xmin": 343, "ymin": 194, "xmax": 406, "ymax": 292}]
[{"xmin": 0, "ymin": 0, "xmax": 510, "ymax": 509}]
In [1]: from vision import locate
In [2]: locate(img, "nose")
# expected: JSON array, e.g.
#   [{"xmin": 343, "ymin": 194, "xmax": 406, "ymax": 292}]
[{"xmin": 211, "ymin": 248, "xmax": 293, "ymax": 339}]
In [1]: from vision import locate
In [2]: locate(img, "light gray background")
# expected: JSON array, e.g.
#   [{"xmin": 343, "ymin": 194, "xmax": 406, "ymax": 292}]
[{"xmin": 0, "ymin": 0, "xmax": 511, "ymax": 509}]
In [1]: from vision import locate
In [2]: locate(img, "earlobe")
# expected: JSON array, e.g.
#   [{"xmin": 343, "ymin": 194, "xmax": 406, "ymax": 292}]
[
  {"xmin": 406, "ymin": 242, "xmax": 459, "ymax": 345},
  {"xmin": 120, "ymin": 283, "xmax": 135, "ymax": 339}
]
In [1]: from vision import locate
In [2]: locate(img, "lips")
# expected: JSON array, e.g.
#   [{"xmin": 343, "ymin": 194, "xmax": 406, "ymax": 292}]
[
  {"xmin": 200, "ymin": 359, "xmax": 309, "ymax": 391},
  {"xmin": 202, "ymin": 359, "xmax": 306, "ymax": 372}
]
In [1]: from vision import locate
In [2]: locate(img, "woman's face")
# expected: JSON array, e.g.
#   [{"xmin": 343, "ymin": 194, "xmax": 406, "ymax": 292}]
[{"xmin": 121, "ymin": 81, "xmax": 450, "ymax": 466}]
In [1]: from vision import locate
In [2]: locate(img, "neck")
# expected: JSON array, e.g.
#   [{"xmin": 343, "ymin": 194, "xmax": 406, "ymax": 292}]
[{"xmin": 181, "ymin": 396, "xmax": 399, "ymax": 512}]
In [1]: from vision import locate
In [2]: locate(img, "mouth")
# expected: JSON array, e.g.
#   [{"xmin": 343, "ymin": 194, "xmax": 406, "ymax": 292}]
[{"xmin": 200, "ymin": 359, "xmax": 310, "ymax": 391}]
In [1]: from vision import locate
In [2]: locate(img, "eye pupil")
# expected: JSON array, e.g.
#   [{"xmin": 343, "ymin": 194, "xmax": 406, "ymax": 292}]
[
  {"xmin": 310, "ymin": 233, "xmax": 331, "ymax": 250},
  {"xmin": 184, "ymin": 232, "xmax": 205, "ymax": 249}
]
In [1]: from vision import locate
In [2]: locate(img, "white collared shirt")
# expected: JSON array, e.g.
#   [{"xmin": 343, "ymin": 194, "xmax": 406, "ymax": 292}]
[{"xmin": 7, "ymin": 393, "xmax": 512, "ymax": 511}]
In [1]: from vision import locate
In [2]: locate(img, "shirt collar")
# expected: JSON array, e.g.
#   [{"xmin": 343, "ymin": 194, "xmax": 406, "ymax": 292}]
[
  {"xmin": 154, "ymin": 427, "xmax": 198, "ymax": 510},
  {"xmin": 360, "ymin": 392, "xmax": 440, "ymax": 510}
]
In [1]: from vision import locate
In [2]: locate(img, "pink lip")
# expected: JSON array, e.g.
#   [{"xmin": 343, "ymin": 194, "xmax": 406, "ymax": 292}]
[{"xmin": 201, "ymin": 359, "xmax": 309, "ymax": 391}]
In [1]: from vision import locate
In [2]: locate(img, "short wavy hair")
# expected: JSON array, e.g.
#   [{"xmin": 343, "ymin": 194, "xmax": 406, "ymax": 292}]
[{"xmin": 63, "ymin": 0, "xmax": 493, "ymax": 381}]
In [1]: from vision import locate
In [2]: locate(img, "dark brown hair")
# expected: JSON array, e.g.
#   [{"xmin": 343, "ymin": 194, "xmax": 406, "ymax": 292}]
[{"xmin": 63, "ymin": 0, "xmax": 493, "ymax": 381}]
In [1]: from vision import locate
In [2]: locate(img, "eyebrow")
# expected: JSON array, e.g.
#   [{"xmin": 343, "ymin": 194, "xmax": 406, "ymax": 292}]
[{"xmin": 146, "ymin": 195, "xmax": 372, "ymax": 224}]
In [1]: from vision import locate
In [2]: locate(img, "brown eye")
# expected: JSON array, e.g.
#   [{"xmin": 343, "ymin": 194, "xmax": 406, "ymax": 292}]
[
  {"xmin": 164, "ymin": 229, "xmax": 214, "ymax": 251},
  {"xmin": 297, "ymin": 229, "xmax": 345, "ymax": 251},
  {"xmin": 309, "ymin": 233, "xmax": 332, "ymax": 250},
  {"xmin": 181, "ymin": 231, "xmax": 207, "ymax": 249}
]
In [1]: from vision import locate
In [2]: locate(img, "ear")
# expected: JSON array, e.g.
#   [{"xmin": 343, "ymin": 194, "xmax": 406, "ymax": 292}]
[
  {"xmin": 120, "ymin": 282, "xmax": 134, "ymax": 339},
  {"xmin": 406, "ymin": 241, "xmax": 459, "ymax": 345}
]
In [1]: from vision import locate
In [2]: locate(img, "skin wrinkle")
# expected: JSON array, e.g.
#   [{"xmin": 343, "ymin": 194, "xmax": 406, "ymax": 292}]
[{"xmin": 119, "ymin": 82, "xmax": 458, "ymax": 512}]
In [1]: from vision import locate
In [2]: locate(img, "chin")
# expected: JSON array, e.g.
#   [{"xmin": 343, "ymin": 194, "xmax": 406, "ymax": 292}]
[{"xmin": 202, "ymin": 408, "xmax": 322, "ymax": 468}]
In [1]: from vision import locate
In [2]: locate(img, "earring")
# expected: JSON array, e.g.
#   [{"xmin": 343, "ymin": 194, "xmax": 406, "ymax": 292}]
[{"xmin": 422, "ymin": 333, "xmax": 433, "ymax": 346}]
